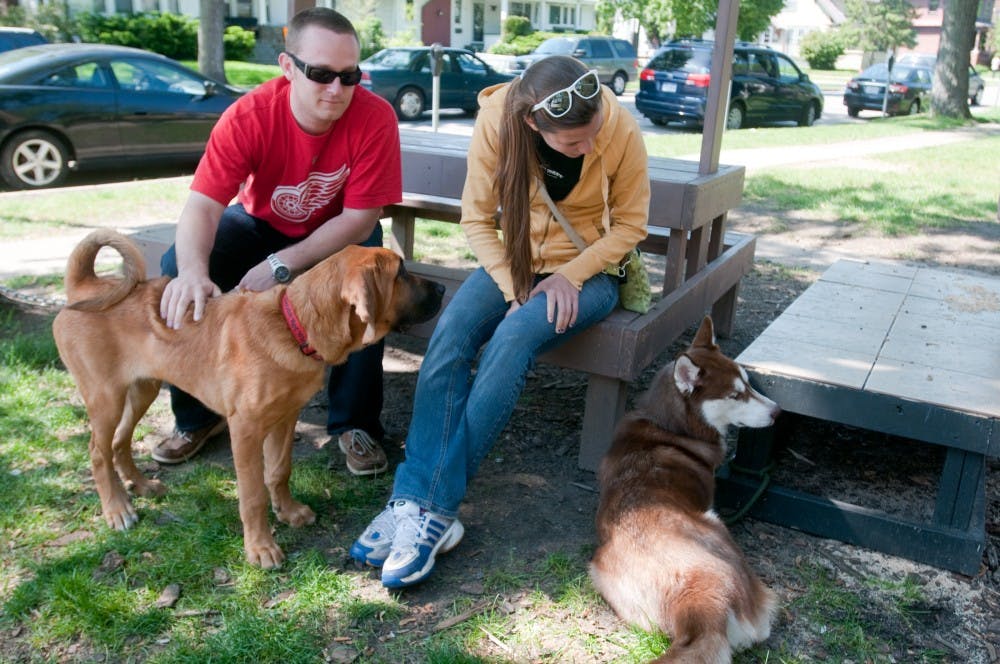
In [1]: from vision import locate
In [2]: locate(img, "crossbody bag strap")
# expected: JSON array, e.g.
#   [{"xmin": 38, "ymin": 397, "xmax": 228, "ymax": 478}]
[{"xmin": 536, "ymin": 179, "xmax": 588, "ymax": 252}]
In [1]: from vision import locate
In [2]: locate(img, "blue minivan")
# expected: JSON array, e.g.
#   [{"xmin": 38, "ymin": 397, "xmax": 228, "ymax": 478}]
[
  {"xmin": 635, "ymin": 40, "xmax": 824, "ymax": 130},
  {"xmin": 0, "ymin": 27, "xmax": 48, "ymax": 54}
]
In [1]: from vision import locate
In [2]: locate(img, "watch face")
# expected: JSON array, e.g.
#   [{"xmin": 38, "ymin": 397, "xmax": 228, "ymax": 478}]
[{"xmin": 274, "ymin": 265, "xmax": 291, "ymax": 283}]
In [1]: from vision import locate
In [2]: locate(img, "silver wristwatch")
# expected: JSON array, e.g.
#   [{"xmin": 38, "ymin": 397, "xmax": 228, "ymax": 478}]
[{"xmin": 267, "ymin": 253, "xmax": 291, "ymax": 283}]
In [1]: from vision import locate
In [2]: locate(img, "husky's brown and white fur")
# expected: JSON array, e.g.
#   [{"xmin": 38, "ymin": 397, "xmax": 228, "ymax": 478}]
[{"xmin": 590, "ymin": 317, "xmax": 781, "ymax": 663}]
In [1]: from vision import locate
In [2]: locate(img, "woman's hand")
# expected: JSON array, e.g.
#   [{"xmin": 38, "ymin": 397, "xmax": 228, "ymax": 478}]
[{"xmin": 528, "ymin": 273, "xmax": 578, "ymax": 333}]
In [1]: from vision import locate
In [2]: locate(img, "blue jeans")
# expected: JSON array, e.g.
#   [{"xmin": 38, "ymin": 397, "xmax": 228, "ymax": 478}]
[
  {"xmin": 160, "ymin": 203, "xmax": 386, "ymax": 439},
  {"xmin": 390, "ymin": 267, "xmax": 619, "ymax": 517}
]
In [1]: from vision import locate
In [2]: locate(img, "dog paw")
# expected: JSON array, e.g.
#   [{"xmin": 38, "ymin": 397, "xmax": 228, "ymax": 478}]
[
  {"xmin": 246, "ymin": 541, "xmax": 285, "ymax": 569},
  {"xmin": 275, "ymin": 501, "xmax": 316, "ymax": 528},
  {"xmin": 131, "ymin": 477, "xmax": 167, "ymax": 498},
  {"xmin": 104, "ymin": 505, "xmax": 139, "ymax": 530}
]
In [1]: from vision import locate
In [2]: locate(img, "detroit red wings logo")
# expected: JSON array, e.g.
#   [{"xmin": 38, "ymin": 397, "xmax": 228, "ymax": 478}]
[{"xmin": 271, "ymin": 165, "xmax": 350, "ymax": 223}]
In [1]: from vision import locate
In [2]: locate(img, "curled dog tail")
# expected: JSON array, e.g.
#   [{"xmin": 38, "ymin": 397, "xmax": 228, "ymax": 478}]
[{"xmin": 64, "ymin": 229, "xmax": 146, "ymax": 312}]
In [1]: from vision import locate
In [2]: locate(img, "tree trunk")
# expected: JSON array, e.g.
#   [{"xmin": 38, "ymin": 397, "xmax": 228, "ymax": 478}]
[
  {"xmin": 930, "ymin": 0, "xmax": 977, "ymax": 119},
  {"xmin": 198, "ymin": 0, "xmax": 228, "ymax": 84}
]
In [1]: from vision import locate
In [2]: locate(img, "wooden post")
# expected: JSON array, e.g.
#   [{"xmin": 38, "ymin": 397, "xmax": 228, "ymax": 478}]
[{"xmin": 700, "ymin": 0, "xmax": 741, "ymax": 177}]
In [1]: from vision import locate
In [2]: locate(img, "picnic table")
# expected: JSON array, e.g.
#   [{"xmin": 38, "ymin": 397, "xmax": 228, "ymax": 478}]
[{"xmin": 717, "ymin": 259, "xmax": 999, "ymax": 574}]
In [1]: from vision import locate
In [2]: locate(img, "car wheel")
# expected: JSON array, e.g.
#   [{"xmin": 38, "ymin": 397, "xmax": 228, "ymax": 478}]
[
  {"xmin": 725, "ymin": 103, "xmax": 744, "ymax": 130},
  {"xmin": 798, "ymin": 102, "xmax": 818, "ymax": 127},
  {"xmin": 908, "ymin": 99, "xmax": 920, "ymax": 115},
  {"xmin": 394, "ymin": 87, "xmax": 425, "ymax": 121},
  {"xmin": 610, "ymin": 71, "xmax": 627, "ymax": 96},
  {"xmin": 0, "ymin": 130, "xmax": 71, "ymax": 190},
  {"xmin": 970, "ymin": 88, "xmax": 982, "ymax": 106},
  {"xmin": 649, "ymin": 116, "xmax": 669, "ymax": 127},
  {"xmin": 847, "ymin": 106, "xmax": 860, "ymax": 118}
]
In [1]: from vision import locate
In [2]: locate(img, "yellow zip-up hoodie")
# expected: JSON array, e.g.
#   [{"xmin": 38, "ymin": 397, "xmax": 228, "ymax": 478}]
[{"xmin": 460, "ymin": 83, "xmax": 651, "ymax": 303}]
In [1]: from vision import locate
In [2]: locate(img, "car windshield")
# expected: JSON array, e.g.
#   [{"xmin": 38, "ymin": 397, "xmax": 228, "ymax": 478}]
[
  {"xmin": 859, "ymin": 62, "xmax": 920, "ymax": 83},
  {"xmin": 365, "ymin": 49, "xmax": 417, "ymax": 69},
  {"xmin": 535, "ymin": 39, "xmax": 574, "ymax": 56},
  {"xmin": 647, "ymin": 47, "xmax": 712, "ymax": 73}
]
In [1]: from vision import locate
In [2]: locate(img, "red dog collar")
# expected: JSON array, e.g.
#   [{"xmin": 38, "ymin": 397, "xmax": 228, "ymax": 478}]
[{"xmin": 280, "ymin": 291, "xmax": 323, "ymax": 361}]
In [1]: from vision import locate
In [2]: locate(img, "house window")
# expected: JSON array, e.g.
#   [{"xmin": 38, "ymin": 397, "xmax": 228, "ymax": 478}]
[
  {"xmin": 510, "ymin": 2, "xmax": 538, "ymax": 26},
  {"xmin": 454, "ymin": 0, "xmax": 462, "ymax": 23},
  {"xmin": 928, "ymin": 0, "xmax": 939, "ymax": 10},
  {"xmin": 548, "ymin": 4, "xmax": 575, "ymax": 28}
]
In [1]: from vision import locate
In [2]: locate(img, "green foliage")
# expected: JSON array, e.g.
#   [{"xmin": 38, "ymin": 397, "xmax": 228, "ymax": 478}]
[
  {"xmin": 222, "ymin": 25, "xmax": 255, "ymax": 61},
  {"xmin": 734, "ymin": 0, "xmax": 785, "ymax": 41},
  {"xmin": 501, "ymin": 15, "xmax": 533, "ymax": 40},
  {"xmin": 355, "ymin": 16, "xmax": 386, "ymax": 60},
  {"xmin": 75, "ymin": 11, "xmax": 199, "ymax": 60},
  {"xmin": 800, "ymin": 30, "xmax": 845, "ymax": 70},
  {"xmin": 842, "ymin": 0, "xmax": 917, "ymax": 53}
]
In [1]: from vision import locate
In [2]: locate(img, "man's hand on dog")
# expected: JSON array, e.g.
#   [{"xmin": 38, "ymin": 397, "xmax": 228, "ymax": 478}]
[{"xmin": 160, "ymin": 273, "xmax": 222, "ymax": 329}]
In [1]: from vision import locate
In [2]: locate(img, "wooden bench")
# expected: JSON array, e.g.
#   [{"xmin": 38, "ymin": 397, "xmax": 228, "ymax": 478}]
[
  {"xmin": 130, "ymin": 128, "xmax": 755, "ymax": 471},
  {"xmin": 389, "ymin": 130, "xmax": 755, "ymax": 470}
]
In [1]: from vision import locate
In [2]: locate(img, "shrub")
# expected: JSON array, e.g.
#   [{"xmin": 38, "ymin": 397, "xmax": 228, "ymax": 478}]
[
  {"xmin": 223, "ymin": 25, "xmax": 255, "ymax": 61},
  {"xmin": 355, "ymin": 16, "xmax": 385, "ymax": 60},
  {"xmin": 501, "ymin": 15, "xmax": 532, "ymax": 41},
  {"xmin": 75, "ymin": 12, "xmax": 198, "ymax": 60},
  {"xmin": 800, "ymin": 30, "xmax": 844, "ymax": 70}
]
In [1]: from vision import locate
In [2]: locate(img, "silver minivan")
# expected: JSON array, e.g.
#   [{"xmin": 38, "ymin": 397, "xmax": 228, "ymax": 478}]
[{"xmin": 512, "ymin": 36, "xmax": 639, "ymax": 95}]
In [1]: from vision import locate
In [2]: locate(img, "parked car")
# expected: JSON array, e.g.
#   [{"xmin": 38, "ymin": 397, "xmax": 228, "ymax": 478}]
[
  {"xmin": 0, "ymin": 43, "xmax": 244, "ymax": 189},
  {"xmin": 0, "ymin": 27, "xmax": 47, "ymax": 54},
  {"xmin": 361, "ymin": 46, "xmax": 515, "ymax": 121},
  {"xmin": 896, "ymin": 53, "xmax": 985, "ymax": 106},
  {"xmin": 843, "ymin": 62, "xmax": 932, "ymax": 117},
  {"xmin": 510, "ymin": 35, "xmax": 638, "ymax": 95},
  {"xmin": 635, "ymin": 40, "xmax": 824, "ymax": 129}
]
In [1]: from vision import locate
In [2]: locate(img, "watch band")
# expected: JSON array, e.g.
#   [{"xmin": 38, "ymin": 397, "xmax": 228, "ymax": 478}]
[{"xmin": 267, "ymin": 253, "xmax": 291, "ymax": 283}]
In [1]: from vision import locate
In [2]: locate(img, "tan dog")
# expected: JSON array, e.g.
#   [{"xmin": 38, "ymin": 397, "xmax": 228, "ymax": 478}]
[
  {"xmin": 53, "ymin": 229, "xmax": 443, "ymax": 568},
  {"xmin": 590, "ymin": 317, "xmax": 780, "ymax": 663}
]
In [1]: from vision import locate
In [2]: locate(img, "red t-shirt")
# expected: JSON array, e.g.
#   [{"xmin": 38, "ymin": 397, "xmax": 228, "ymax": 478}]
[{"xmin": 192, "ymin": 78, "xmax": 401, "ymax": 238}]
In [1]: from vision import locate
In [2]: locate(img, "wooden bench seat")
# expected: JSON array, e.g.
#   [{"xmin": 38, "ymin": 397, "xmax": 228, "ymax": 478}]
[{"xmin": 130, "ymin": 129, "xmax": 755, "ymax": 471}]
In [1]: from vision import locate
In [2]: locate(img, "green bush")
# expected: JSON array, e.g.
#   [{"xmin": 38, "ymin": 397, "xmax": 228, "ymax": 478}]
[
  {"xmin": 356, "ymin": 16, "xmax": 385, "ymax": 60},
  {"xmin": 501, "ymin": 15, "xmax": 532, "ymax": 40},
  {"xmin": 489, "ymin": 31, "xmax": 561, "ymax": 56},
  {"xmin": 76, "ymin": 11, "xmax": 198, "ymax": 60},
  {"xmin": 223, "ymin": 25, "xmax": 255, "ymax": 61},
  {"xmin": 800, "ymin": 30, "xmax": 844, "ymax": 70}
]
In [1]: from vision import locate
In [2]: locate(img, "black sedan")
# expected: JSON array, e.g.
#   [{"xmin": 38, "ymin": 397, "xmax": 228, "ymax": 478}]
[
  {"xmin": 0, "ymin": 43, "xmax": 243, "ymax": 189},
  {"xmin": 361, "ymin": 47, "xmax": 515, "ymax": 121},
  {"xmin": 843, "ymin": 62, "xmax": 932, "ymax": 117}
]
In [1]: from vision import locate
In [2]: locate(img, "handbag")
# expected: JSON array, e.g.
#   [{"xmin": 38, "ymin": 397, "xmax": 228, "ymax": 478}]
[{"xmin": 538, "ymin": 183, "xmax": 652, "ymax": 314}]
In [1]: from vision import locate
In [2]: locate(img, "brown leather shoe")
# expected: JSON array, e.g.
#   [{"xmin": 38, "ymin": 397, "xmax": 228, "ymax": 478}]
[
  {"xmin": 337, "ymin": 429, "xmax": 388, "ymax": 476},
  {"xmin": 152, "ymin": 419, "xmax": 228, "ymax": 465}
]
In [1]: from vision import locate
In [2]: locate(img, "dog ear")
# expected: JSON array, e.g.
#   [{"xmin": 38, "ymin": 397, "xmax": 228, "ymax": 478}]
[
  {"xmin": 343, "ymin": 267, "xmax": 380, "ymax": 344},
  {"xmin": 674, "ymin": 355, "xmax": 701, "ymax": 395},
  {"xmin": 691, "ymin": 316, "xmax": 717, "ymax": 350}
]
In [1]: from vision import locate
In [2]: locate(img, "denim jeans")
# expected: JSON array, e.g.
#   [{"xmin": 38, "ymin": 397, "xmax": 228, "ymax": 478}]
[
  {"xmin": 390, "ymin": 267, "xmax": 619, "ymax": 517},
  {"xmin": 160, "ymin": 203, "xmax": 386, "ymax": 438}
]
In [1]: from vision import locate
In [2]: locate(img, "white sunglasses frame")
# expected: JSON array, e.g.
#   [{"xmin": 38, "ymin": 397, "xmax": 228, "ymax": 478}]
[{"xmin": 530, "ymin": 69, "xmax": 601, "ymax": 118}]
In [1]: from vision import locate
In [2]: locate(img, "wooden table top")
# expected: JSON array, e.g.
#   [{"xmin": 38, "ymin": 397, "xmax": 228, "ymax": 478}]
[{"xmin": 737, "ymin": 259, "xmax": 1000, "ymax": 419}]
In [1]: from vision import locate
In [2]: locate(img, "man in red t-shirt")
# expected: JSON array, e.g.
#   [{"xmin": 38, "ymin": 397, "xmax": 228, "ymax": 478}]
[{"xmin": 155, "ymin": 7, "xmax": 401, "ymax": 476}]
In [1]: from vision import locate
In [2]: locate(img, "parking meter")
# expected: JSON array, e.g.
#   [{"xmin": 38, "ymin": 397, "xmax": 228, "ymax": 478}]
[
  {"xmin": 882, "ymin": 49, "xmax": 895, "ymax": 116},
  {"xmin": 430, "ymin": 43, "xmax": 443, "ymax": 130}
]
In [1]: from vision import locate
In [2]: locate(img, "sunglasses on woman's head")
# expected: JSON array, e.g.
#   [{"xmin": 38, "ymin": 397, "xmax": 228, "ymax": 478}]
[
  {"xmin": 531, "ymin": 70, "xmax": 601, "ymax": 118},
  {"xmin": 285, "ymin": 52, "xmax": 363, "ymax": 86}
]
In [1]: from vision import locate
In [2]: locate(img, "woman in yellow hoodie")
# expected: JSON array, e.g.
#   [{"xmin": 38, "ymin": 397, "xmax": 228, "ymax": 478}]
[{"xmin": 352, "ymin": 55, "xmax": 650, "ymax": 588}]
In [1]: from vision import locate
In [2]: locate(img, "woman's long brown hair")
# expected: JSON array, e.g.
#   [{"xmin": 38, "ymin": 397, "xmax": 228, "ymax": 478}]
[{"xmin": 495, "ymin": 56, "xmax": 602, "ymax": 302}]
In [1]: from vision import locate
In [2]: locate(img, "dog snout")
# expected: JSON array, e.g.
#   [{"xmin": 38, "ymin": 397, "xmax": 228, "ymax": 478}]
[{"xmin": 395, "ymin": 276, "xmax": 444, "ymax": 327}]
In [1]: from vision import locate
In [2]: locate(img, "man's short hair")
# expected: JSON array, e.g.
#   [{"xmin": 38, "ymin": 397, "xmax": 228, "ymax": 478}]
[{"xmin": 286, "ymin": 7, "xmax": 358, "ymax": 52}]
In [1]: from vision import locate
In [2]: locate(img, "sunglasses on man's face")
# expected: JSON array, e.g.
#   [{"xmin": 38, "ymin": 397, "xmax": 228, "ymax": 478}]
[
  {"xmin": 531, "ymin": 70, "xmax": 601, "ymax": 118},
  {"xmin": 285, "ymin": 52, "xmax": 363, "ymax": 86}
]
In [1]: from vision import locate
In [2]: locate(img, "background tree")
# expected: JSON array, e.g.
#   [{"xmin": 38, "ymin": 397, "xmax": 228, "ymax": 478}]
[
  {"xmin": 198, "ymin": 0, "xmax": 227, "ymax": 83},
  {"xmin": 595, "ymin": 0, "xmax": 784, "ymax": 48},
  {"xmin": 930, "ymin": 0, "xmax": 978, "ymax": 118},
  {"xmin": 841, "ymin": 0, "xmax": 916, "ymax": 55}
]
